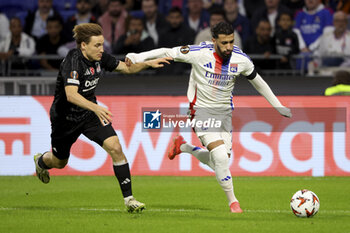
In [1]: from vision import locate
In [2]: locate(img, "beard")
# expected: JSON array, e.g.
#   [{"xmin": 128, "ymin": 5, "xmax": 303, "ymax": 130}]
[{"xmin": 217, "ymin": 46, "xmax": 232, "ymax": 60}]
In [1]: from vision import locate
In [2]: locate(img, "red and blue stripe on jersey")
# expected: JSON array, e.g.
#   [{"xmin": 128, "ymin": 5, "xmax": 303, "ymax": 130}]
[
  {"xmin": 213, "ymin": 52, "xmax": 235, "ymax": 110},
  {"xmin": 213, "ymin": 52, "xmax": 231, "ymax": 75}
]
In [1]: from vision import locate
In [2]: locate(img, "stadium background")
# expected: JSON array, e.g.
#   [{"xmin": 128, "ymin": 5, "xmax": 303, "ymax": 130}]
[{"xmin": 0, "ymin": 0, "xmax": 349, "ymax": 177}]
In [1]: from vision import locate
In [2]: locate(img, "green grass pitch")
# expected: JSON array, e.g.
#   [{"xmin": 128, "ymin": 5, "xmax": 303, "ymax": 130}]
[{"xmin": 0, "ymin": 176, "xmax": 349, "ymax": 233}]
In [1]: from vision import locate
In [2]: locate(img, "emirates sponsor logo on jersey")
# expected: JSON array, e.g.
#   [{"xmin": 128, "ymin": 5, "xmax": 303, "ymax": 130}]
[{"xmin": 205, "ymin": 71, "xmax": 233, "ymax": 80}]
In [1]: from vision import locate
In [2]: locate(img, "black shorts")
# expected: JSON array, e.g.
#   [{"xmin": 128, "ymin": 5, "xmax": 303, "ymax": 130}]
[{"xmin": 50, "ymin": 113, "xmax": 117, "ymax": 160}]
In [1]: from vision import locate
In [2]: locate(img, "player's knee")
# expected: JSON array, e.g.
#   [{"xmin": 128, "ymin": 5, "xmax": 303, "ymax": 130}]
[
  {"xmin": 107, "ymin": 142, "xmax": 123, "ymax": 156},
  {"xmin": 211, "ymin": 144, "xmax": 229, "ymax": 167},
  {"xmin": 103, "ymin": 136, "xmax": 124, "ymax": 156},
  {"xmin": 216, "ymin": 154, "xmax": 229, "ymax": 168}
]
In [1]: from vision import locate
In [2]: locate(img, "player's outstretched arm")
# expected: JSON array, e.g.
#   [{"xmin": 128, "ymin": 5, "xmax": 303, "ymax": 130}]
[
  {"xmin": 115, "ymin": 57, "xmax": 172, "ymax": 74},
  {"xmin": 248, "ymin": 74, "xmax": 292, "ymax": 118},
  {"xmin": 126, "ymin": 48, "xmax": 177, "ymax": 63}
]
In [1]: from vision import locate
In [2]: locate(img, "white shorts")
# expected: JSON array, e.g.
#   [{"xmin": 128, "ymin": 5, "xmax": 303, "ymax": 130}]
[{"xmin": 192, "ymin": 110, "xmax": 232, "ymax": 154}]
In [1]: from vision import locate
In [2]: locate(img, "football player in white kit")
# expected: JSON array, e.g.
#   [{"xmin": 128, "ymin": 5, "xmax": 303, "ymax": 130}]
[{"xmin": 126, "ymin": 22, "xmax": 292, "ymax": 213}]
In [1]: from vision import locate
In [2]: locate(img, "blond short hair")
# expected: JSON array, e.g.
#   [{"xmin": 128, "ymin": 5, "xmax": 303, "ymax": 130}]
[{"xmin": 73, "ymin": 23, "xmax": 103, "ymax": 48}]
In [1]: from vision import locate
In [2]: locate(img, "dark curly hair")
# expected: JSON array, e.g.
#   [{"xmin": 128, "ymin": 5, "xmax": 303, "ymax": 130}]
[{"xmin": 211, "ymin": 22, "xmax": 234, "ymax": 39}]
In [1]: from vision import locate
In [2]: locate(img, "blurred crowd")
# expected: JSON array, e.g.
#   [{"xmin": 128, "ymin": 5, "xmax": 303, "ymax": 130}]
[{"xmin": 0, "ymin": 0, "xmax": 349, "ymax": 74}]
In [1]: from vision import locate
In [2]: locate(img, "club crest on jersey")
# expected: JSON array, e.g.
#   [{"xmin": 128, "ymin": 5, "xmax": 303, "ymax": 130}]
[
  {"xmin": 95, "ymin": 62, "xmax": 101, "ymax": 73},
  {"xmin": 180, "ymin": 46, "xmax": 190, "ymax": 54},
  {"xmin": 89, "ymin": 67, "xmax": 95, "ymax": 75},
  {"xmin": 70, "ymin": 70, "xmax": 79, "ymax": 80},
  {"xmin": 230, "ymin": 63, "xmax": 238, "ymax": 72},
  {"xmin": 315, "ymin": 16, "xmax": 320, "ymax": 23}
]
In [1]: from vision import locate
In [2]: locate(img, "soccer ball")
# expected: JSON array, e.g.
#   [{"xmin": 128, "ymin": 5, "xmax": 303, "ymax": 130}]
[{"xmin": 290, "ymin": 189, "xmax": 320, "ymax": 218}]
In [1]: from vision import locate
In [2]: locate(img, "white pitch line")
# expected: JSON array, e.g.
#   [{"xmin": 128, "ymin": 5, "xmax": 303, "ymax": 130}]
[{"xmin": 1, "ymin": 207, "xmax": 349, "ymax": 214}]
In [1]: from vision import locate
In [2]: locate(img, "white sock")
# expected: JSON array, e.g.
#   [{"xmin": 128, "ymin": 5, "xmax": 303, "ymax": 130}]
[
  {"xmin": 180, "ymin": 143, "xmax": 215, "ymax": 170},
  {"xmin": 225, "ymin": 190, "xmax": 238, "ymax": 206},
  {"xmin": 113, "ymin": 160, "xmax": 127, "ymax": 166},
  {"xmin": 210, "ymin": 145, "xmax": 238, "ymax": 205}
]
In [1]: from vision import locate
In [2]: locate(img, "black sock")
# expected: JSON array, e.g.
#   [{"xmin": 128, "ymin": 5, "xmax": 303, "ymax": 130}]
[
  {"xmin": 113, "ymin": 163, "xmax": 132, "ymax": 198},
  {"xmin": 38, "ymin": 153, "xmax": 51, "ymax": 170}
]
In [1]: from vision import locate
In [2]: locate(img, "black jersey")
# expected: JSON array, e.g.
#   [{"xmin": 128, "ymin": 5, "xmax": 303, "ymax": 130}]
[
  {"xmin": 274, "ymin": 28, "xmax": 299, "ymax": 57},
  {"xmin": 50, "ymin": 48, "xmax": 119, "ymax": 123}
]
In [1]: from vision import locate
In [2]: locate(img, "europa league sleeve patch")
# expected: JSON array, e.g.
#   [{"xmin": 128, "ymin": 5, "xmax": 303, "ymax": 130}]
[
  {"xmin": 67, "ymin": 70, "xmax": 80, "ymax": 85},
  {"xmin": 180, "ymin": 46, "xmax": 190, "ymax": 54},
  {"xmin": 70, "ymin": 70, "xmax": 79, "ymax": 79}
]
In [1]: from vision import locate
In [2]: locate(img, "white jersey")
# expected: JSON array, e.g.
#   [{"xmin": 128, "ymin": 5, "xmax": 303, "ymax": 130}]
[
  {"xmin": 127, "ymin": 41, "xmax": 256, "ymax": 112},
  {"xmin": 171, "ymin": 42, "xmax": 255, "ymax": 112}
]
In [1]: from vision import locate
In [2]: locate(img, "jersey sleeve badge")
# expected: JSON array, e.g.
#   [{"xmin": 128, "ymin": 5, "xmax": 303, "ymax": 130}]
[
  {"xmin": 180, "ymin": 46, "xmax": 190, "ymax": 54},
  {"xmin": 67, "ymin": 70, "xmax": 80, "ymax": 85}
]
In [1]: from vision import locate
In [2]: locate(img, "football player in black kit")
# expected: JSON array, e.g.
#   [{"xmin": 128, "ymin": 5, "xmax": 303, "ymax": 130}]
[{"xmin": 33, "ymin": 23, "xmax": 172, "ymax": 213}]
